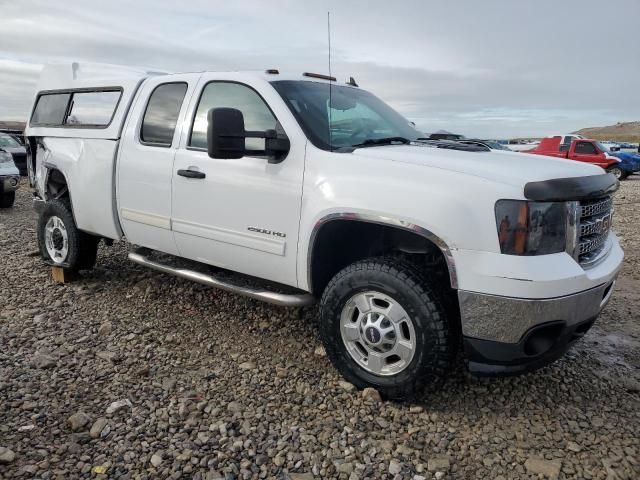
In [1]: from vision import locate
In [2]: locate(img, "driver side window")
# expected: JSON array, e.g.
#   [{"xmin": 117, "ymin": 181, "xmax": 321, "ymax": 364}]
[
  {"xmin": 575, "ymin": 141, "xmax": 597, "ymax": 155},
  {"xmin": 190, "ymin": 82, "xmax": 278, "ymax": 150}
]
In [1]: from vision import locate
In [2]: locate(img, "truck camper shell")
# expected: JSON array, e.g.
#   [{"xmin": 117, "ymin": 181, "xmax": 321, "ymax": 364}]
[
  {"xmin": 26, "ymin": 62, "xmax": 166, "ymax": 140},
  {"xmin": 26, "ymin": 63, "xmax": 166, "ymax": 240}
]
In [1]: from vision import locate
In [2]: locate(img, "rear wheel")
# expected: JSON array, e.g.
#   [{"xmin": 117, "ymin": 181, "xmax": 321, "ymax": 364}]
[
  {"xmin": 0, "ymin": 191, "xmax": 15, "ymax": 208},
  {"xmin": 607, "ymin": 165, "xmax": 624, "ymax": 180},
  {"xmin": 37, "ymin": 198, "xmax": 99, "ymax": 271},
  {"xmin": 319, "ymin": 257, "xmax": 453, "ymax": 400}
]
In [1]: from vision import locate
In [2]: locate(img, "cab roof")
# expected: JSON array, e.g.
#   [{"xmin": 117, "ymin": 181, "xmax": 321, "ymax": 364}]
[{"xmin": 36, "ymin": 62, "xmax": 356, "ymax": 92}]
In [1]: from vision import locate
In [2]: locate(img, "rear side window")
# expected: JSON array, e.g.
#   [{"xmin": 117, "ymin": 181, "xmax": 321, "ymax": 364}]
[
  {"xmin": 575, "ymin": 141, "xmax": 597, "ymax": 155},
  {"xmin": 31, "ymin": 93, "xmax": 71, "ymax": 125},
  {"xmin": 140, "ymin": 83, "xmax": 188, "ymax": 146},
  {"xmin": 66, "ymin": 91, "xmax": 121, "ymax": 126}
]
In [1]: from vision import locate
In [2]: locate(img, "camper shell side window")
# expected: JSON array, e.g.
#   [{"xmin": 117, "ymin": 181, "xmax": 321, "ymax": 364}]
[{"xmin": 30, "ymin": 87, "xmax": 123, "ymax": 129}]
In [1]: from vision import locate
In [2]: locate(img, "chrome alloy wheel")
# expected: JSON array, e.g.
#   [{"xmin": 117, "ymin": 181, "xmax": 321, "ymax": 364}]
[
  {"xmin": 44, "ymin": 216, "xmax": 69, "ymax": 264},
  {"xmin": 340, "ymin": 291, "xmax": 416, "ymax": 376}
]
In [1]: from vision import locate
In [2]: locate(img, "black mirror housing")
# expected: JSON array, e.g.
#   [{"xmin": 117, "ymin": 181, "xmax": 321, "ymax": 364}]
[
  {"xmin": 264, "ymin": 129, "xmax": 291, "ymax": 164},
  {"xmin": 207, "ymin": 107, "xmax": 246, "ymax": 159},
  {"xmin": 207, "ymin": 107, "xmax": 290, "ymax": 163}
]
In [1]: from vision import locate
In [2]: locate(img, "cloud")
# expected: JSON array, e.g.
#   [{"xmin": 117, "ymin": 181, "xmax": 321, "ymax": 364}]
[
  {"xmin": 0, "ymin": 59, "xmax": 42, "ymax": 119},
  {"xmin": 1, "ymin": 0, "xmax": 638, "ymax": 137}
]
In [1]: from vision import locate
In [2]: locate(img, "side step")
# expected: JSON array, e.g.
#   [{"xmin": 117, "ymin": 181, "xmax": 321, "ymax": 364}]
[{"xmin": 128, "ymin": 249, "xmax": 316, "ymax": 307}]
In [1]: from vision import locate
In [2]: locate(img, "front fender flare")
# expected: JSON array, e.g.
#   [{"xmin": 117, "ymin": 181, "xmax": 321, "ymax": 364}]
[{"xmin": 307, "ymin": 212, "xmax": 458, "ymax": 290}]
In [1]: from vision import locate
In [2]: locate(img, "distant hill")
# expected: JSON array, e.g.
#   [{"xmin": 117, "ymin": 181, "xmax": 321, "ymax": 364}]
[{"xmin": 574, "ymin": 121, "xmax": 640, "ymax": 142}]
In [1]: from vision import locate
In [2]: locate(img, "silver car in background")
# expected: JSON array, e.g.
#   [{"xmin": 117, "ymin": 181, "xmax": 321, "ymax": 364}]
[{"xmin": 0, "ymin": 149, "xmax": 20, "ymax": 208}]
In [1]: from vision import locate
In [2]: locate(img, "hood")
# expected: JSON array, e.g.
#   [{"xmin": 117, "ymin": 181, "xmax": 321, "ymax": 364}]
[
  {"xmin": 2, "ymin": 146, "xmax": 26, "ymax": 155},
  {"xmin": 351, "ymin": 143, "xmax": 603, "ymax": 188},
  {"xmin": 0, "ymin": 155, "xmax": 19, "ymax": 175},
  {"xmin": 611, "ymin": 151, "xmax": 640, "ymax": 164}
]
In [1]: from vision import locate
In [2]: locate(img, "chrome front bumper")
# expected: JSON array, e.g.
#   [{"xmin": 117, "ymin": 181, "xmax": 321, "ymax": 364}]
[
  {"xmin": 1, "ymin": 175, "xmax": 20, "ymax": 192},
  {"xmin": 459, "ymin": 279, "xmax": 617, "ymax": 375},
  {"xmin": 459, "ymin": 279, "xmax": 616, "ymax": 344}
]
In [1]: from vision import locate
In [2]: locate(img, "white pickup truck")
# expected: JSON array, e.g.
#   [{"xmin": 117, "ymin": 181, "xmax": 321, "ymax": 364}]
[{"xmin": 25, "ymin": 63, "xmax": 623, "ymax": 399}]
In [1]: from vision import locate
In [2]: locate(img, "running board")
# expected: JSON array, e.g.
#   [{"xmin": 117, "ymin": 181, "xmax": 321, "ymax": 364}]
[{"xmin": 128, "ymin": 249, "xmax": 315, "ymax": 307}]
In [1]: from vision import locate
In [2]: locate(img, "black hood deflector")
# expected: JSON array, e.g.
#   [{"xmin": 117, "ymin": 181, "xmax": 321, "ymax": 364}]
[{"xmin": 524, "ymin": 174, "xmax": 619, "ymax": 202}]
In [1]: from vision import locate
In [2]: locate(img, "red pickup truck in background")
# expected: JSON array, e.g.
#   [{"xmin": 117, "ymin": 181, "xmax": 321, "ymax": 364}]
[{"xmin": 524, "ymin": 136, "xmax": 631, "ymax": 179}]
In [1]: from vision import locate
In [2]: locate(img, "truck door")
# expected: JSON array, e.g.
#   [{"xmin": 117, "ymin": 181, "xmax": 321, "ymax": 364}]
[
  {"xmin": 568, "ymin": 140, "xmax": 606, "ymax": 167},
  {"xmin": 171, "ymin": 76, "xmax": 305, "ymax": 287},
  {"xmin": 117, "ymin": 74, "xmax": 200, "ymax": 254}
]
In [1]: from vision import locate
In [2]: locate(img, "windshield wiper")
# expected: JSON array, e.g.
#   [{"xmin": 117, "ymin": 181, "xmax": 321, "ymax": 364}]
[{"xmin": 352, "ymin": 137, "xmax": 412, "ymax": 148}]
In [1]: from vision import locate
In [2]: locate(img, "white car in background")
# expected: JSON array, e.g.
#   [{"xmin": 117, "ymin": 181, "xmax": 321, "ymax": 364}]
[
  {"xmin": 508, "ymin": 141, "xmax": 540, "ymax": 152},
  {"xmin": 457, "ymin": 139, "xmax": 512, "ymax": 151},
  {"xmin": 599, "ymin": 140, "xmax": 621, "ymax": 152},
  {"xmin": 0, "ymin": 149, "xmax": 20, "ymax": 208}
]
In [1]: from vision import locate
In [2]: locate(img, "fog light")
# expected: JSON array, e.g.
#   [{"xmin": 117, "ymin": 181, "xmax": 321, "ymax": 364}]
[
  {"xmin": 523, "ymin": 323, "xmax": 564, "ymax": 356},
  {"xmin": 10, "ymin": 178, "xmax": 18, "ymax": 187}
]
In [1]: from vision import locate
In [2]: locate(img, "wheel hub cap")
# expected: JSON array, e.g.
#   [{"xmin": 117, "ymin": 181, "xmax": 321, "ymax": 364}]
[
  {"xmin": 340, "ymin": 291, "xmax": 416, "ymax": 376},
  {"xmin": 364, "ymin": 325, "xmax": 382, "ymax": 345},
  {"xmin": 44, "ymin": 216, "xmax": 69, "ymax": 264},
  {"xmin": 52, "ymin": 229, "xmax": 64, "ymax": 250}
]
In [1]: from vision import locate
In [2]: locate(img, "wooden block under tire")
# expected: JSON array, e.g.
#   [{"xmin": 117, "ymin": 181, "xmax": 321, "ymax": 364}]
[{"xmin": 51, "ymin": 266, "xmax": 77, "ymax": 284}]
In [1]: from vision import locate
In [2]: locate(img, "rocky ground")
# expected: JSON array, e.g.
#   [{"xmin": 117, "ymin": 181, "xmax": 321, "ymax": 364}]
[{"xmin": 0, "ymin": 178, "xmax": 638, "ymax": 480}]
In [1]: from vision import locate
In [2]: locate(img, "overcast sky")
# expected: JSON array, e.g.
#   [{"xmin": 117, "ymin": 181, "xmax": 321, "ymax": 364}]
[{"xmin": 0, "ymin": 0, "xmax": 638, "ymax": 138}]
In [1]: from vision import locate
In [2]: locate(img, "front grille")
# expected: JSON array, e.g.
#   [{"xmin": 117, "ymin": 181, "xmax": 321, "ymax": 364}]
[
  {"xmin": 577, "ymin": 196, "xmax": 613, "ymax": 265},
  {"xmin": 580, "ymin": 197, "xmax": 612, "ymax": 218},
  {"xmin": 580, "ymin": 211, "xmax": 614, "ymax": 237}
]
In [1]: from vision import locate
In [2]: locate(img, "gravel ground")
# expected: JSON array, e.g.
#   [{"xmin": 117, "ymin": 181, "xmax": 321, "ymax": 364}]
[{"xmin": 1, "ymin": 178, "xmax": 639, "ymax": 480}]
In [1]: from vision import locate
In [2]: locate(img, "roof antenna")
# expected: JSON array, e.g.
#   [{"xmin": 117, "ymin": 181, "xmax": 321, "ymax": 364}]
[{"xmin": 327, "ymin": 11, "xmax": 333, "ymax": 151}]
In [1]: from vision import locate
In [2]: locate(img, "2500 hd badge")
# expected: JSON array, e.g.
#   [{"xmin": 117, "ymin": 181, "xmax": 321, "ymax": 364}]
[{"xmin": 248, "ymin": 226, "xmax": 287, "ymax": 238}]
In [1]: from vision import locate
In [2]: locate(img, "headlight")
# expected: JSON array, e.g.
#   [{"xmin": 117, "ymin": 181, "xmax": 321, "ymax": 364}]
[
  {"xmin": 495, "ymin": 200, "xmax": 571, "ymax": 255},
  {"xmin": 0, "ymin": 151, "xmax": 13, "ymax": 164}
]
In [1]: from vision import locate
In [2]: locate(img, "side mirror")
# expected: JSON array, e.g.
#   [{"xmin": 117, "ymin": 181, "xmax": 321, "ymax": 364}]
[
  {"xmin": 207, "ymin": 107, "xmax": 245, "ymax": 159},
  {"xmin": 207, "ymin": 107, "xmax": 290, "ymax": 163},
  {"xmin": 263, "ymin": 129, "xmax": 291, "ymax": 163}
]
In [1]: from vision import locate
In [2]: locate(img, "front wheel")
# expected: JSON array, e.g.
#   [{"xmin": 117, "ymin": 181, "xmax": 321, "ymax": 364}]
[
  {"xmin": 0, "ymin": 191, "xmax": 15, "ymax": 208},
  {"xmin": 37, "ymin": 198, "xmax": 100, "ymax": 271},
  {"xmin": 607, "ymin": 165, "xmax": 624, "ymax": 180},
  {"xmin": 319, "ymin": 257, "xmax": 453, "ymax": 400}
]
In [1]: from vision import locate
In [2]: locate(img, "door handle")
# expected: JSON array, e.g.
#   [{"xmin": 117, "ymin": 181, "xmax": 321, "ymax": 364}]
[{"xmin": 177, "ymin": 169, "xmax": 206, "ymax": 179}]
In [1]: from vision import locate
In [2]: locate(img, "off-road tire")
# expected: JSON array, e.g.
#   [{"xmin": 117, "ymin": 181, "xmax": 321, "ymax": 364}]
[
  {"xmin": 319, "ymin": 257, "xmax": 453, "ymax": 400},
  {"xmin": 0, "ymin": 191, "xmax": 15, "ymax": 208},
  {"xmin": 37, "ymin": 198, "xmax": 99, "ymax": 271}
]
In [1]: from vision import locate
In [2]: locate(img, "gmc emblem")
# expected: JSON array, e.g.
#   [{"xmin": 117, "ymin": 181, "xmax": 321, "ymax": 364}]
[{"xmin": 598, "ymin": 214, "xmax": 612, "ymax": 234}]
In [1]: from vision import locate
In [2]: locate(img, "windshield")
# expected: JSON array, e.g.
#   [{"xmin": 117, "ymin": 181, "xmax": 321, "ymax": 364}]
[
  {"xmin": 271, "ymin": 80, "xmax": 421, "ymax": 150},
  {"xmin": 596, "ymin": 142, "xmax": 610, "ymax": 152},
  {"xmin": 0, "ymin": 135, "xmax": 20, "ymax": 147}
]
